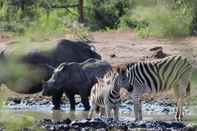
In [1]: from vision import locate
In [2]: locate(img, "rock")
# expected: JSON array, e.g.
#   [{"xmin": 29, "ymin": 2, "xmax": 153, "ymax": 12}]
[
  {"xmin": 149, "ymin": 46, "xmax": 169, "ymax": 59},
  {"xmin": 71, "ymin": 119, "xmax": 91, "ymax": 128},
  {"xmin": 183, "ymin": 125, "xmax": 197, "ymax": 131},
  {"xmin": 63, "ymin": 118, "xmax": 72, "ymax": 125},
  {"xmin": 141, "ymin": 46, "xmax": 169, "ymax": 61},
  {"xmin": 89, "ymin": 118, "xmax": 107, "ymax": 129},
  {"xmin": 170, "ymin": 122, "xmax": 186, "ymax": 129},
  {"xmin": 7, "ymin": 97, "xmax": 21, "ymax": 104},
  {"xmin": 39, "ymin": 118, "xmax": 189, "ymax": 130},
  {"xmin": 110, "ymin": 54, "xmax": 116, "ymax": 58},
  {"xmin": 162, "ymin": 108, "xmax": 170, "ymax": 113}
]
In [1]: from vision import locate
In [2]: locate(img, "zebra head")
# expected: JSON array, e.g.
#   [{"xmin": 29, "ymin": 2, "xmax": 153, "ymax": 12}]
[
  {"xmin": 102, "ymin": 71, "xmax": 117, "ymax": 87},
  {"xmin": 115, "ymin": 66, "xmax": 131, "ymax": 90}
]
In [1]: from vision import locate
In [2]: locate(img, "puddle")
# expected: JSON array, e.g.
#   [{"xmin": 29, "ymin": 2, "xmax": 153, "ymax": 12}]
[{"xmin": 2, "ymin": 96, "xmax": 197, "ymax": 124}]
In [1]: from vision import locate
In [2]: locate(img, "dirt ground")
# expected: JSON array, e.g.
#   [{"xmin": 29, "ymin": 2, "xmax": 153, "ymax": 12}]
[
  {"xmin": 87, "ymin": 31, "xmax": 197, "ymax": 68},
  {"xmin": 1, "ymin": 31, "xmax": 197, "ymax": 67}
]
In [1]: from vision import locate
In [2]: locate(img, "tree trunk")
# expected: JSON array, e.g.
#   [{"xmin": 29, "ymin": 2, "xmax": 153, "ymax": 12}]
[{"xmin": 79, "ymin": 0, "xmax": 84, "ymax": 22}]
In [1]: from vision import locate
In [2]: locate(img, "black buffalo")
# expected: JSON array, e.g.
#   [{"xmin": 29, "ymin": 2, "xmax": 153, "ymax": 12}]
[
  {"xmin": 0, "ymin": 39, "xmax": 101, "ymax": 94},
  {"xmin": 42, "ymin": 58, "xmax": 112, "ymax": 110}
]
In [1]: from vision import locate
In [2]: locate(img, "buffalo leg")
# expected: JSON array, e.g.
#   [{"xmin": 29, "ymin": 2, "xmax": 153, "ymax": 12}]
[
  {"xmin": 65, "ymin": 92, "xmax": 76, "ymax": 111},
  {"xmin": 81, "ymin": 97, "xmax": 90, "ymax": 111},
  {"xmin": 68, "ymin": 95, "xmax": 76, "ymax": 111},
  {"xmin": 52, "ymin": 91, "xmax": 63, "ymax": 110}
]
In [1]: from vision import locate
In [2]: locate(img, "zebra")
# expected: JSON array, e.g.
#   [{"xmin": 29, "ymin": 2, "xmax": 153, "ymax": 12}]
[
  {"xmin": 88, "ymin": 69, "xmax": 126, "ymax": 120},
  {"xmin": 121, "ymin": 55, "xmax": 192, "ymax": 121}
]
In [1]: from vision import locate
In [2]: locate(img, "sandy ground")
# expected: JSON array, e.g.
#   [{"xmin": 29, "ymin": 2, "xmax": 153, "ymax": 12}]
[
  {"xmin": 1, "ymin": 31, "xmax": 197, "ymax": 66},
  {"xmin": 87, "ymin": 31, "xmax": 197, "ymax": 68}
]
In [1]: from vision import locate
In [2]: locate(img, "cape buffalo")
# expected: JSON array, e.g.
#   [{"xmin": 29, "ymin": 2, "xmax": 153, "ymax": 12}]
[
  {"xmin": 0, "ymin": 39, "xmax": 101, "ymax": 94},
  {"xmin": 42, "ymin": 58, "xmax": 112, "ymax": 111}
]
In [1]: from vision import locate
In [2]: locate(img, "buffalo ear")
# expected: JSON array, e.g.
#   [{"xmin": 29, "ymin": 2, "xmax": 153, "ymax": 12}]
[{"xmin": 90, "ymin": 45, "xmax": 96, "ymax": 51}]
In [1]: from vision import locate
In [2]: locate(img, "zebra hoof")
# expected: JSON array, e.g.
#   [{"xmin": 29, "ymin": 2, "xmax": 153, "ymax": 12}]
[{"xmin": 175, "ymin": 116, "xmax": 183, "ymax": 121}]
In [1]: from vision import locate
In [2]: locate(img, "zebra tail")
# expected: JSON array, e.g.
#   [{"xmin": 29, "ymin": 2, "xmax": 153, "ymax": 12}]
[{"xmin": 186, "ymin": 82, "xmax": 191, "ymax": 96}]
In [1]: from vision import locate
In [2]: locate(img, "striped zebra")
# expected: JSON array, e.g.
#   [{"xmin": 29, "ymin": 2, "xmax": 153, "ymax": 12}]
[
  {"xmin": 121, "ymin": 55, "xmax": 192, "ymax": 121},
  {"xmin": 88, "ymin": 70, "xmax": 125, "ymax": 120}
]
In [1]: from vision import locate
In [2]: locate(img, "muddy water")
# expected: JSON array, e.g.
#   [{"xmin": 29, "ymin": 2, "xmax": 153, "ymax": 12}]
[{"xmin": 2, "ymin": 96, "xmax": 197, "ymax": 128}]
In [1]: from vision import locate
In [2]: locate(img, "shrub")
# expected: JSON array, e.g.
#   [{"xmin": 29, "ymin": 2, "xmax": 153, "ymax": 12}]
[
  {"xmin": 131, "ymin": 3, "xmax": 193, "ymax": 38},
  {"xmin": 24, "ymin": 9, "xmax": 66, "ymax": 41},
  {"xmin": 0, "ymin": 113, "xmax": 40, "ymax": 131},
  {"xmin": 86, "ymin": 0, "xmax": 132, "ymax": 30}
]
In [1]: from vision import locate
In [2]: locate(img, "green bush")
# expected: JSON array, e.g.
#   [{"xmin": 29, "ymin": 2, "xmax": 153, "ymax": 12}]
[
  {"xmin": 119, "ymin": 13, "xmax": 148, "ymax": 31},
  {"xmin": 24, "ymin": 9, "xmax": 66, "ymax": 41},
  {"xmin": 0, "ymin": 113, "xmax": 41, "ymax": 131},
  {"xmin": 131, "ymin": 2, "xmax": 193, "ymax": 38},
  {"xmin": 0, "ymin": 0, "xmax": 80, "ymax": 40},
  {"xmin": 86, "ymin": 0, "xmax": 132, "ymax": 30},
  {"xmin": 1, "ymin": 0, "xmax": 197, "ymax": 38}
]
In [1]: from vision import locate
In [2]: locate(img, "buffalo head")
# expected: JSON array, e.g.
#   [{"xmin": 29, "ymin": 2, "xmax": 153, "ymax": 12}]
[
  {"xmin": 42, "ymin": 62, "xmax": 66, "ymax": 96},
  {"xmin": 42, "ymin": 62, "xmax": 85, "ymax": 96}
]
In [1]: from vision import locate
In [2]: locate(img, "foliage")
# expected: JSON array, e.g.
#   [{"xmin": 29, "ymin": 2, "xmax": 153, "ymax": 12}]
[
  {"xmin": 0, "ymin": 0, "xmax": 81, "ymax": 40},
  {"xmin": 0, "ymin": 112, "xmax": 42, "ymax": 131},
  {"xmin": 1, "ymin": 0, "xmax": 197, "ymax": 38},
  {"xmin": 86, "ymin": 0, "xmax": 132, "ymax": 30},
  {"xmin": 128, "ymin": 0, "xmax": 194, "ymax": 38},
  {"xmin": 24, "ymin": 9, "xmax": 66, "ymax": 41}
]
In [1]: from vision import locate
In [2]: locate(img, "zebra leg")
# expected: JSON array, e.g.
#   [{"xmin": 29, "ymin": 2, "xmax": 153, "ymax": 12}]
[
  {"xmin": 179, "ymin": 98, "xmax": 184, "ymax": 121},
  {"xmin": 133, "ymin": 99, "xmax": 142, "ymax": 121},
  {"xmin": 134, "ymin": 103, "xmax": 139, "ymax": 121},
  {"xmin": 88, "ymin": 102, "xmax": 96, "ymax": 119},
  {"xmin": 138, "ymin": 101, "xmax": 142, "ymax": 120},
  {"xmin": 99, "ymin": 108, "xmax": 105, "ymax": 117},
  {"xmin": 114, "ymin": 106, "xmax": 119, "ymax": 121},
  {"xmin": 105, "ymin": 105, "xmax": 111, "ymax": 118},
  {"xmin": 176, "ymin": 71, "xmax": 191, "ymax": 121},
  {"xmin": 176, "ymin": 98, "xmax": 181, "ymax": 121},
  {"xmin": 176, "ymin": 98, "xmax": 184, "ymax": 121}
]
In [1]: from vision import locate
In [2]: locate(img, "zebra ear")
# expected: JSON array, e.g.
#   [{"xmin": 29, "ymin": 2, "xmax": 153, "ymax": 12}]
[{"xmin": 116, "ymin": 67, "xmax": 121, "ymax": 73}]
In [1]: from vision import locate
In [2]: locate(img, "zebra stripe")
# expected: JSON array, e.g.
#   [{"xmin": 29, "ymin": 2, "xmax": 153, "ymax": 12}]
[
  {"xmin": 123, "ymin": 55, "xmax": 192, "ymax": 121},
  {"xmin": 126, "ymin": 56, "xmax": 192, "ymax": 93},
  {"xmin": 88, "ymin": 71, "xmax": 121, "ymax": 120}
]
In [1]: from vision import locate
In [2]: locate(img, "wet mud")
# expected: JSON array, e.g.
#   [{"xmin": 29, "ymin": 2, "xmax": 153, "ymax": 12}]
[
  {"xmin": 39, "ymin": 118, "xmax": 196, "ymax": 131},
  {"xmin": 2, "ymin": 96, "xmax": 195, "ymax": 131},
  {"xmin": 6, "ymin": 96, "xmax": 191, "ymax": 115}
]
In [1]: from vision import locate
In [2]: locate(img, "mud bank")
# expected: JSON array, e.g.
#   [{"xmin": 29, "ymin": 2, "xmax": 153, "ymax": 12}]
[{"xmin": 39, "ymin": 118, "xmax": 196, "ymax": 131}]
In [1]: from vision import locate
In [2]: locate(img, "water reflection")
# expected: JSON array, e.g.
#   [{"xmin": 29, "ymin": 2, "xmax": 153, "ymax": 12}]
[{"xmin": 52, "ymin": 110, "xmax": 89, "ymax": 121}]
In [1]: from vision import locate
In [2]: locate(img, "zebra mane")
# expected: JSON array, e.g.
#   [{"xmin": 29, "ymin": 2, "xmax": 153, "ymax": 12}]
[{"xmin": 126, "ymin": 62, "xmax": 137, "ymax": 68}]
